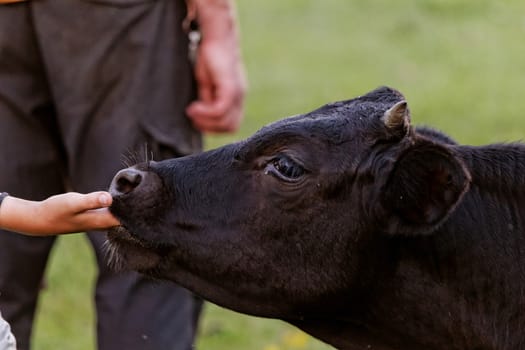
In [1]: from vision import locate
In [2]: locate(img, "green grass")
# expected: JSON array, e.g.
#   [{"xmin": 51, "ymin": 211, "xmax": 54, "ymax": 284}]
[{"xmin": 33, "ymin": 0, "xmax": 525, "ymax": 349}]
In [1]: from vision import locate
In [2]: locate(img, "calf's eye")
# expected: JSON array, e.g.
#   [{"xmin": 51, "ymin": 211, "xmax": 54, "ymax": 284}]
[{"xmin": 266, "ymin": 155, "xmax": 305, "ymax": 180}]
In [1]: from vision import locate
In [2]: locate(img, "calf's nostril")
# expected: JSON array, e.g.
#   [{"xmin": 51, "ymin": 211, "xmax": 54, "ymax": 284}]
[{"xmin": 113, "ymin": 169, "xmax": 143, "ymax": 195}]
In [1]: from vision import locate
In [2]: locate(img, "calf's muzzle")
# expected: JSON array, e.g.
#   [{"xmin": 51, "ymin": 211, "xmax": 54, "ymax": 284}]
[{"xmin": 110, "ymin": 168, "xmax": 146, "ymax": 196}]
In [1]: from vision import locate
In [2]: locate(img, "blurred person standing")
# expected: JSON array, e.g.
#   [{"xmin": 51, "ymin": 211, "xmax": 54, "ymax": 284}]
[{"xmin": 0, "ymin": 0, "xmax": 246, "ymax": 349}]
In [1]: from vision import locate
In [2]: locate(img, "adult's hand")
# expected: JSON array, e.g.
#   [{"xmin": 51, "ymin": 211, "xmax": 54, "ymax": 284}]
[{"xmin": 185, "ymin": 0, "xmax": 247, "ymax": 133}]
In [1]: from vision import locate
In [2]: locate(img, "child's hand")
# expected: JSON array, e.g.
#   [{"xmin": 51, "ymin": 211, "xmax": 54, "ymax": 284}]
[{"xmin": 0, "ymin": 192, "xmax": 120, "ymax": 236}]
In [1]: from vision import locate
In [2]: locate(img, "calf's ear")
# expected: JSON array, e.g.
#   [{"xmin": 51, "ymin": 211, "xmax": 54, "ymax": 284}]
[{"xmin": 381, "ymin": 142, "xmax": 470, "ymax": 235}]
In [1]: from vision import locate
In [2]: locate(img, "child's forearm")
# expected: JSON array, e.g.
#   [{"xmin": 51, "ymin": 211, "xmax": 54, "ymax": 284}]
[{"xmin": 0, "ymin": 195, "xmax": 40, "ymax": 234}]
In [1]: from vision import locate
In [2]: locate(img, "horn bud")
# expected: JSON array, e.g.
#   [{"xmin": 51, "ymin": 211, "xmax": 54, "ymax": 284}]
[{"xmin": 382, "ymin": 101, "xmax": 409, "ymax": 134}]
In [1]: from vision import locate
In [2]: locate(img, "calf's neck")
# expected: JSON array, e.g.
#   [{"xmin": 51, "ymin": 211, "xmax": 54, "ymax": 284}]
[{"xmin": 108, "ymin": 87, "xmax": 525, "ymax": 350}]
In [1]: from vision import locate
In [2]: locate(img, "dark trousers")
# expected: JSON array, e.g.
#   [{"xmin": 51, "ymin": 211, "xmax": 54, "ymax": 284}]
[{"xmin": 0, "ymin": 1, "xmax": 202, "ymax": 349}]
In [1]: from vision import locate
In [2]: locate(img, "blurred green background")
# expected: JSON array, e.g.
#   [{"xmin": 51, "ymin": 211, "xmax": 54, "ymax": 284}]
[{"xmin": 32, "ymin": 0, "xmax": 525, "ymax": 349}]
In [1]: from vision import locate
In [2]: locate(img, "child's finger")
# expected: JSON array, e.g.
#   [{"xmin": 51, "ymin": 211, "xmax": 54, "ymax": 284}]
[
  {"xmin": 78, "ymin": 191, "xmax": 113, "ymax": 211},
  {"xmin": 79, "ymin": 208, "xmax": 121, "ymax": 229}
]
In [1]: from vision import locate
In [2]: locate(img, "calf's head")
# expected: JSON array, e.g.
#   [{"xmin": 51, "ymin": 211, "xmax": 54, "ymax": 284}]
[{"xmin": 107, "ymin": 86, "xmax": 470, "ymax": 320}]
